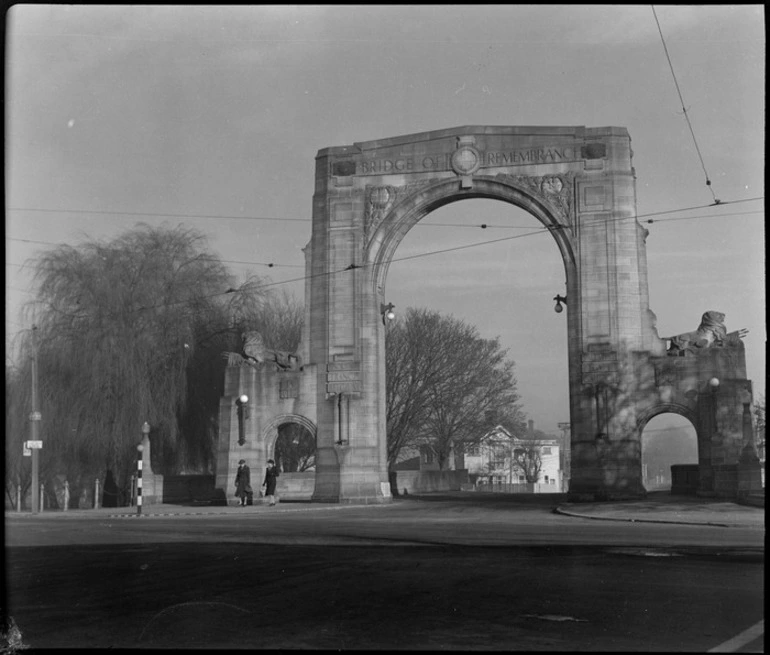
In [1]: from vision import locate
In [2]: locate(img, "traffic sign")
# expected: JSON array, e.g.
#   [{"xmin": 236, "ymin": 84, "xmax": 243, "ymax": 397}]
[
  {"xmin": 29, "ymin": 411, "xmax": 42, "ymax": 421},
  {"xmin": 27, "ymin": 440, "xmax": 43, "ymax": 449},
  {"xmin": 23, "ymin": 446, "xmax": 31, "ymax": 457}
]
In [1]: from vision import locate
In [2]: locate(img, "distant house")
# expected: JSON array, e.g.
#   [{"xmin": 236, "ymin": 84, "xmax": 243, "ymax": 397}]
[{"xmin": 463, "ymin": 421, "xmax": 563, "ymax": 493}]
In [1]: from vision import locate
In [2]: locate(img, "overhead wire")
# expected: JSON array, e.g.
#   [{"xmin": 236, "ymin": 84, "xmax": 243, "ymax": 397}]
[
  {"xmin": 652, "ymin": 5, "xmax": 719, "ymax": 204},
  {"xmin": 6, "ymin": 197, "xmax": 764, "ymax": 315},
  {"xmin": 6, "ymin": 195, "xmax": 763, "ymax": 227}
]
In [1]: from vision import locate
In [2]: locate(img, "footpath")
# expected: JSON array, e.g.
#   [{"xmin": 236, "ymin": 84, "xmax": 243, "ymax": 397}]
[{"xmin": 7, "ymin": 491, "xmax": 765, "ymax": 529}]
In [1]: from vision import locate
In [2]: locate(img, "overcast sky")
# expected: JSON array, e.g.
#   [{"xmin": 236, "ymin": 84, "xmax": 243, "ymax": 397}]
[{"xmin": 5, "ymin": 5, "xmax": 765, "ymax": 434}]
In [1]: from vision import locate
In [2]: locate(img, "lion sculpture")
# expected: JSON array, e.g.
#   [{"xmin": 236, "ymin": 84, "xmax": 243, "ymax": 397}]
[
  {"xmin": 665, "ymin": 311, "xmax": 748, "ymax": 357},
  {"xmin": 222, "ymin": 331, "xmax": 298, "ymax": 370}
]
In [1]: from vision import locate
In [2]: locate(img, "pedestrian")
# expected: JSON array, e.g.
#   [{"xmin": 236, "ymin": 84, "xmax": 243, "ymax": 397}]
[
  {"xmin": 234, "ymin": 459, "xmax": 252, "ymax": 507},
  {"xmin": 262, "ymin": 459, "xmax": 279, "ymax": 506}
]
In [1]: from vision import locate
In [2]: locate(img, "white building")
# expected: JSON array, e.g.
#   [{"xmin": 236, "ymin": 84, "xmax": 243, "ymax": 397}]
[{"xmin": 463, "ymin": 422, "xmax": 564, "ymax": 493}]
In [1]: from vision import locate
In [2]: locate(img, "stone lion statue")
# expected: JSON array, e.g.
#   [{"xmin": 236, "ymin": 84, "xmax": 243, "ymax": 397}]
[
  {"xmin": 665, "ymin": 311, "xmax": 748, "ymax": 356},
  {"xmin": 221, "ymin": 331, "xmax": 298, "ymax": 370}
]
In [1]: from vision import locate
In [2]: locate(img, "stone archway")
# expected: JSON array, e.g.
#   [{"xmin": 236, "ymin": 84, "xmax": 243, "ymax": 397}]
[
  {"xmin": 636, "ymin": 404, "xmax": 699, "ymax": 492},
  {"xmin": 217, "ymin": 125, "xmax": 756, "ymax": 504},
  {"xmin": 305, "ymin": 126, "xmax": 657, "ymax": 503},
  {"xmin": 262, "ymin": 414, "xmax": 317, "ymax": 467}
]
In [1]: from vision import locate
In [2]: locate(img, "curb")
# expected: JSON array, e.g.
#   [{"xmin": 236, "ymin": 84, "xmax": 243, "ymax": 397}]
[
  {"xmin": 553, "ymin": 506, "xmax": 736, "ymax": 528},
  {"xmin": 6, "ymin": 502, "xmax": 401, "ymax": 520}
]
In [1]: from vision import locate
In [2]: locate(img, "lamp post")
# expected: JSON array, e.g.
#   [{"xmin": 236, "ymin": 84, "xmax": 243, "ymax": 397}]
[
  {"xmin": 380, "ymin": 302, "xmax": 396, "ymax": 325},
  {"xmin": 553, "ymin": 295, "xmax": 567, "ymax": 313},
  {"xmin": 236, "ymin": 395, "xmax": 249, "ymax": 446},
  {"xmin": 137, "ymin": 422, "xmax": 149, "ymax": 515}
]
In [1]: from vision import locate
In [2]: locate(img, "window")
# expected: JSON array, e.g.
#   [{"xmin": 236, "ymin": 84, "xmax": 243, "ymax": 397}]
[
  {"xmin": 518, "ymin": 475, "xmax": 525, "ymax": 482},
  {"xmin": 544, "ymin": 475, "xmax": 549, "ymax": 483},
  {"xmin": 542, "ymin": 447, "xmax": 552, "ymax": 455},
  {"xmin": 549, "ymin": 479, "xmax": 556, "ymax": 485},
  {"xmin": 424, "ymin": 450, "xmax": 434, "ymax": 464}
]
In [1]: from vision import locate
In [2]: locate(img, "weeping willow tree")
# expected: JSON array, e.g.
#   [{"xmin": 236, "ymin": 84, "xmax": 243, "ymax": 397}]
[{"xmin": 8, "ymin": 223, "xmax": 296, "ymax": 507}]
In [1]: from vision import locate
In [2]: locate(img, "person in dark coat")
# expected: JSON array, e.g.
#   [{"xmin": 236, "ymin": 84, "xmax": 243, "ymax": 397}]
[
  {"xmin": 234, "ymin": 459, "xmax": 252, "ymax": 506},
  {"xmin": 262, "ymin": 458, "xmax": 279, "ymax": 506}
]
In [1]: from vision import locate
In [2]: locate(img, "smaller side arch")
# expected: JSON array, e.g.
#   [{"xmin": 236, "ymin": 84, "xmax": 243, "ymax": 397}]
[
  {"xmin": 261, "ymin": 414, "xmax": 318, "ymax": 459},
  {"xmin": 636, "ymin": 402, "xmax": 701, "ymax": 494},
  {"xmin": 635, "ymin": 402, "xmax": 698, "ymax": 433}
]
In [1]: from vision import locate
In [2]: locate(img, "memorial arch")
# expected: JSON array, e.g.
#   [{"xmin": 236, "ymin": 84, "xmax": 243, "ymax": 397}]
[{"xmin": 217, "ymin": 126, "xmax": 757, "ymax": 504}]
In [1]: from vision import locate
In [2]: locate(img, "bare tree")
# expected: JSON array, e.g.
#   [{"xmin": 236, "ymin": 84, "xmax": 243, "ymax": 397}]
[
  {"xmin": 7, "ymin": 224, "xmax": 278, "ymax": 505},
  {"xmin": 385, "ymin": 309, "xmax": 452, "ymax": 468},
  {"xmin": 274, "ymin": 423, "xmax": 316, "ymax": 473},
  {"xmin": 385, "ymin": 308, "xmax": 524, "ymax": 470},
  {"xmin": 511, "ymin": 440, "xmax": 544, "ymax": 483}
]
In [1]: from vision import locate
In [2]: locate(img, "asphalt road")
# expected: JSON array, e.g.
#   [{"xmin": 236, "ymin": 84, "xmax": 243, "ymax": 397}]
[{"xmin": 4, "ymin": 495, "xmax": 764, "ymax": 651}]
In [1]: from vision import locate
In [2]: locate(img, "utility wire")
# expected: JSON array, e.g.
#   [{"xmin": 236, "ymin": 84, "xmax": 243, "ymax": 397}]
[
  {"xmin": 652, "ymin": 5, "xmax": 719, "ymax": 204},
  {"xmin": 6, "ymin": 205, "xmax": 764, "ymax": 283},
  {"xmin": 6, "ymin": 196, "xmax": 763, "ymax": 227},
  {"xmin": 6, "ymin": 207, "xmax": 312, "ymax": 222}
]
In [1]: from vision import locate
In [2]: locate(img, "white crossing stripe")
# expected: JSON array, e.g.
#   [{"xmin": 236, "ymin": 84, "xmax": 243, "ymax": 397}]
[{"xmin": 708, "ymin": 620, "xmax": 763, "ymax": 653}]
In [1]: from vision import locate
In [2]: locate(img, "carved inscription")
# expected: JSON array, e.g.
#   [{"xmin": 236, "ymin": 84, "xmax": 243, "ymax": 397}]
[
  {"xmin": 484, "ymin": 147, "xmax": 579, "ymax": 166},
  {"xmin": 326, "ymin": 361, "xmax": 362, "ymax": 395},
  {"xmin": 327, "ymin": 381, "xmax": 363, "ymax": 394},
  {"xmin": 279, "ymin": 378, "xmax": 299, "ymax": 399},
  {"xmin": 357, "ymin": 146, "xmax": 582, "ymax": 176},
  {"xmin": 327, "ymin": 371, "xmax": 361, "ymax": 383},
  {"xmin": 327, "ymin": 361, "xmax": 361, "ymax": 372}
]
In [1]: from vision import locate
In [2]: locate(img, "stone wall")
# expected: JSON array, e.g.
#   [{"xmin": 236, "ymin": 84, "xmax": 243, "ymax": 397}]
[
  {"xmin": 390, "ymin": 469, "xmax": 469, "ymax": 495},
  {"xmin": 670, "ymin": 464, "xmax": 699, "ymax": 495},
  {"xmin": 162, "ymin": 475, "xmax": 216, "ymax": 505},
  {"xmin": 712, "ymin": 464, "xmax": 738, "ymax": 498}
]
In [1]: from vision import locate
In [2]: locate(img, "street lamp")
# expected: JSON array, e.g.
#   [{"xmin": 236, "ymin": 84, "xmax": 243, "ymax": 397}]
[
  {"xmin": 553, "ymin": 295, "xmax": 567, "ymax": 314},
  {"xmin": 380, "ymin": 302, "xmax": 396, "ymax": 325},
  {"xmin": 236, "ymin": 395, "xmax": 249, "ymax": 446}
]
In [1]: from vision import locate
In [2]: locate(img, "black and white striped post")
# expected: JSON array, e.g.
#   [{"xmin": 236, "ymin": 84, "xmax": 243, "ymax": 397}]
[{"xmin": 137, "ymin": 422, "xmax": 150, "ymax": 516}]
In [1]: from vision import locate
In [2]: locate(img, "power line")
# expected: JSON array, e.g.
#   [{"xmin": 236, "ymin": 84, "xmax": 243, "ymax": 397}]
[
  {"xmin": 645, "ymin": 210, "xmax": 762, "ymax": 224},
  {"xmin": 6, "ymin": 204, "xmax": 764, "ymax": 295},
  {"xmin": 6, "ymin": 240, "xmax": 303, "ymax": 269},
  {"xmin": 652, "ymin": 5, "xmax": 718, "ymax": 204},
  {"xmin": 6, "ymin": 195, "xmax": 763, "ymax": 226},
  {"xmin": 6, "ymin": 207, "xmax": 311, "ymax": 222}
]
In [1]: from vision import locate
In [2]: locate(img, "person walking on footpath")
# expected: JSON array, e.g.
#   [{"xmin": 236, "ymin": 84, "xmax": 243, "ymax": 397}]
[
  {"xmin": 262, "ymin": 459, "xmax": 279, "ymax": 506},
  {"xmin": 234, "ymin": 459, "xmax": 252, "ymax": 507}
]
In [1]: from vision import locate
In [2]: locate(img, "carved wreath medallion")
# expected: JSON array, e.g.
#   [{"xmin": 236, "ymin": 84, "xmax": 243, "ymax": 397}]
[
  {"xmin": 495, "ymin": 172, "xmax": 575, "ymax": 227},
  {"xmin": 363, "ymin": 181, "xmax": 431, "ymax": 245}
]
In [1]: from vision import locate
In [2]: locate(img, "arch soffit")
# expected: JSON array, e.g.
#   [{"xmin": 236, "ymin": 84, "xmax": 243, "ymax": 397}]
[
  {"xmin": 635, "ymin": 402, "xmax": 698, "ymax": 435},
  {"xmin": 366, "ymin": 176, "xmax": 577, "ymax": 293},
  {"xmin": 261, "ymin": 414, "xmax": 318, "ymax": 450}
]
